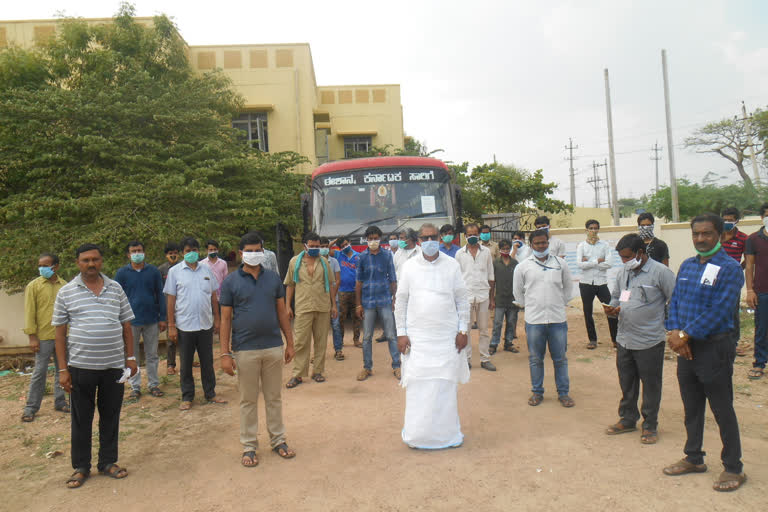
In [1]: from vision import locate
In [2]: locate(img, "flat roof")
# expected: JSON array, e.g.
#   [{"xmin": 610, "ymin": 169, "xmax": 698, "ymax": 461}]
[{"xmin": 311, "ymin": 156, "xmax": 449, "ymax": 179}]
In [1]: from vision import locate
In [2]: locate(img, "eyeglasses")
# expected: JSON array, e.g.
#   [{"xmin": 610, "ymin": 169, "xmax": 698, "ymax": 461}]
[{"xmin": 419, "ymin": 235, "xmax": 439, "ymax": 241}]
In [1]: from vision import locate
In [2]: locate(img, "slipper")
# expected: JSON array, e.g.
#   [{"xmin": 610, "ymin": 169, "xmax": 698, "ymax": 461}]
[
  {"xmin": 286, "ymin": 377, "xmax": 302, "ymax": 389},
  {"xmin": 66, "ymin": 469, "xmax": 90, "ymax": 489},
  {"xmin": 713, "ymin": 471, "xmax": 747, "ymax": 492},
  {"xmin": 21, "ymin": 413, "xmax": 35, "ymax": 423},
  {"xmin": 311, "ymin": 373, "xmax": 326, "ymax": 383},
  {"xmin": 528, "ymin": 393, "xmax": 543, "ymax": 406},
  {"xmin": 558, "ymin": 395, "xmax": 575, "ymax": 408},
  {"xmin": 207, "ymin": 397, "xmax": 228, "ymax": 404},
  {"xmin": 748, "ymin": 368, "xmax": 764, "ymax": 380},
  {"xmin": 273, "ymin": 443, "xmax": 296, "ymax": 459},
  {"xmin": 640, "ymin": 430, "xmax": 658, "ymax": 444},
  {"xmin": 179, "ymin": 401, "xmax": 192, "ymax": 411},
  {"xmin": 55, "ymin": 404, "xmax": 71, "ymax": 413},
  {"xmin": 149, "ymin": 387, "xmax": 164, "ymax": 397},
  {"xmin": 587, "ymin": 341, "xmax": 597, "ymax": 350},
  {"xmin": 99, "ymin": 463, "xmax": 128, "ymax": 479},
  {"xmin": 167, "ymin": 367, "xmax": 177, "ymax": 376},
  {"xmin": 241, "ymin": 451, "xmax": 259, "ymax": 467},
  {"xmin": 605, "ymin": 422, "xmax": 637, "ymax": 435},
  {"xmin": 663, "ymin": 458, "xmax": 707, "ymax": 476}
]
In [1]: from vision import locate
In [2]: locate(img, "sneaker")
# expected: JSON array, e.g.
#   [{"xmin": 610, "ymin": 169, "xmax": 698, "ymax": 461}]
[
  {"xmin": 376, "ymin": 335, "xmax": 387, "ymax": 343},
  {"xmin": 481, "ymin": 361, "xmax": 497, "ymax": 372},
  {"xmin": 357, "ymin": 368, "xmax": 372, "ymax": 381},
  {"xmin": 334, "ymin": 351, "xmax": 345, "ymax": 361},
  {"xmin": 489, "ymin": 345, "xmax": 497, "ymax": 355},
  {"xmin": 393, "ymin": 368, "xmax": 401, "ymax": 380}
]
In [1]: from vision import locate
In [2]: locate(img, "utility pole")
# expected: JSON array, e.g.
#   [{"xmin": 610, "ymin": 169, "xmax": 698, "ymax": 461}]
[
  {"xmin": 601, "ymin": 158, "xmax": 611, "ymax": 210},
  {"xmin": 604, "ymin": 69, "xmax": 620, "ymax": 225},
  {"xmin": 650, "ymin": 142, "xmax": 663, "ymax": 193},
  {"xmin": 742, "ymin": 101, "xmax": 761, "ymax": 187},
  {"xmin": 565, "ymin": 138, "xmax": 578, "ymax": 206},
  {"xmin": 661, "ymin": 49, "xmax": 680, "ymax": 222},
  {"xmin": 587, "ymin": 161, "xmax": 605, "ymax": 208}
]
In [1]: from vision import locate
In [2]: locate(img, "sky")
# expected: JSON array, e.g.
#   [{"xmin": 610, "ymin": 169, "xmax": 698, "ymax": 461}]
[{"xmin": 4, "ymin": 0, "xmax": 767, "ymax": 206}]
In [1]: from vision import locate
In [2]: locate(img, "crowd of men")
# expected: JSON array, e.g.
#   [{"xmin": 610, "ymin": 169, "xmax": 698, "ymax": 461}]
[{"xmin": 20, "ymin": 206, "xmax": 766, "ymax": 492}]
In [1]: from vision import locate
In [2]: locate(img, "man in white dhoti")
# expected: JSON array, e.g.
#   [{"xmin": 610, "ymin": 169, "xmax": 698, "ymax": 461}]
[{"xmin": 395, "ymin": 223, "xmax": 471, "ymax": 449}]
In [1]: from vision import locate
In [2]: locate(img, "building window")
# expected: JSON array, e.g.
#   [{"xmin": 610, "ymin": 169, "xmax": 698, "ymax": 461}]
[
  {"xmin": 232, "ymin": 113, "xmax": 269, "ymax": 151},
  {"xmin": 343, "ymin": 136, "xmax": 372, "ymax": 158}
]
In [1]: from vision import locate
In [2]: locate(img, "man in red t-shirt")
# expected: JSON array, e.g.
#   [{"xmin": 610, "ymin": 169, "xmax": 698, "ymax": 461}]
[
  {"xmin": 721, "ymin": 207, "xmax": 748, "ymax": 264},
  {"xmin": 745, "ymin": 203, "xmax": 768, "ymax": 379}
]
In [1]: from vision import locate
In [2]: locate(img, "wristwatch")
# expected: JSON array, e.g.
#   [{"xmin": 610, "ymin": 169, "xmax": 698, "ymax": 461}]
[
  {"xmin": 678, "ymin": 331, "xmax": 687, "ymax": 339},
  {"xmin": 459, "ymin": 330, "xmax": 467, "ymax": 336},
  {"xmin": 127, "ymin": 356, "xmax": 137, "ymax": 361}
]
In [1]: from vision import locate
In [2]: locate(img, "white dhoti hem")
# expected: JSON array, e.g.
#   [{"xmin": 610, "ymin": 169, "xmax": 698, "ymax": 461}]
[{"xmin": 402, "ymin": 378, "xmax": 463, "ymax": 450}]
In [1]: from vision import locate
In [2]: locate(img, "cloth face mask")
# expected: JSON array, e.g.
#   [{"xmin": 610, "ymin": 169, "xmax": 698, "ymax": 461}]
[
  {"xmin": 421, "ymin": 240, "xmax": 440, "ymax": 256},
  {"xmin": 242, "ymin": 251, "xmax": 266, "ymax": 267},
  {"xmin": 130, "ymin": 253, "xmax": 145, "ymax": 264},
  {"xmin": 184, "ymin": 251, "xmax": 199, "ymax": 264}
]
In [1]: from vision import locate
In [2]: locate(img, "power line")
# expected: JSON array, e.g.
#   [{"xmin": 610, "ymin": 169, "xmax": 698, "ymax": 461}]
[{"xmin": 564, "ymin": 138, "xmax": 578, "ymax": 207}]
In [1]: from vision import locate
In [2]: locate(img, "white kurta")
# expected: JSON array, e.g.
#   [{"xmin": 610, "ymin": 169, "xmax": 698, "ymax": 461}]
[{"xmin": 395, "ymin": 253, "xmax": 470, "ymax": 449}]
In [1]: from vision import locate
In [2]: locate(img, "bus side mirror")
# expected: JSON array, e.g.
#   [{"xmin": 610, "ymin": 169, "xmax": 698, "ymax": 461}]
[
  {"xmin": 454, "ymin": 187, "xmax": 463, "ymax": 233},
  {"xmin": 301, "ymin": 193, "xmax": 311, "ymax": 236}
]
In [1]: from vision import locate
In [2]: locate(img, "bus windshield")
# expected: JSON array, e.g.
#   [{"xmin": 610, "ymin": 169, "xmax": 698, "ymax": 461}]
[{"xmin": 312, "ymin": 167, "xmax": 454, "ymax": 237}]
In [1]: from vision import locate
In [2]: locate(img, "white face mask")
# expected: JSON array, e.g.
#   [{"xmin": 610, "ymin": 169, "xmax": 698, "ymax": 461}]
[
  {"xmin": 368, "ymin": 240, "xmax": 380, "ymax": 250},
  {"xmin": 763, "ymin": 217, "xmax": 768, "ymax": 230},
  {"xmin": 624, "ymin": 256, "xmax": 642, "ymax": 271},
  {"xmin": 242, "ymin": 251, "xmax": 266, "ymax": 267}
]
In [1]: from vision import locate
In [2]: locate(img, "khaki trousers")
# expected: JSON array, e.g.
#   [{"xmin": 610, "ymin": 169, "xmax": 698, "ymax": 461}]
[
  {"xmin": 234, "ymin": 347, "xmax": 286, "ymax": 451},
  {"xmin": 293, "ymin": 311, "xmax": 330, "ymax": 378},
  {"xmin": 468, "ymin": 299, "xmax": 491, "ymax": 363}
]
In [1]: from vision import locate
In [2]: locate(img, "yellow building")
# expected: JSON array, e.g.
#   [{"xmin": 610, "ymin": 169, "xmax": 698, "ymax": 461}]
[{"xmin": 0, "ymin": 17, "xmax": 405, "ymax": 170}]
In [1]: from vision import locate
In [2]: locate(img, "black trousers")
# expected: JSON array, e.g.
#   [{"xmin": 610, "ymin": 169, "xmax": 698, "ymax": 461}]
[
  {"xmin": 178, "ymin": 328, "xmax": 216, "ymax": 402},
  {"xmin": 167, "ymin": 340, "xmax": 177, "ymax": 368},
  {"xmin": 579, "ymin": 283, "xmax": 618, "ymax": 343},
  {"xmin": 677, "ymin": 333, "xmax": 742, "ymax": 474},
  {"xmin": 616, "ymin": 341, "xmax": 665, "ymax": 431},
  {"xmin": 69, "ymin": 367, "xmax": 124, "ymax": 473}
]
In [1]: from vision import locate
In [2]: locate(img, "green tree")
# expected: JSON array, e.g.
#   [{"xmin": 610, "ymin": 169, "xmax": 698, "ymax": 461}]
[
  {"xmin": 0, "ymin": 4, "xmax": 306, "ymax": 292},
  {"xmin": 644, "ymin": 179, "xmax": 761, "ymax": 221},
  {"xmin": 685, "ymin": 118, "xmax": 763, "ymax": 190},
  {"xmin": 450, "ymin": 162, "xmax": 572, "ymax": 226},
  {"xmin": 617, "ymin": 197, "xmax": 645, "ymax": 217}
]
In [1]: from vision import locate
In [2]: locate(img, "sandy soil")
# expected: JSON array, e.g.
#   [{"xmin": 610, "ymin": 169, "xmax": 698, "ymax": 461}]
[{"xmin": 1, "ymin": 308, "xmax": 766, "ymax": 512}]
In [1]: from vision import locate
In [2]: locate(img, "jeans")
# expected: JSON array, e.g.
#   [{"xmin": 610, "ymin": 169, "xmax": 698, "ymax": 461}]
[
  {"xmin": 69, "ymin": 367, "xmax": 124, "ymax": 472},
  {"xmin": 129, "ymin": 323, "xmax": 160, "ymax": 392},
  {"xmin": 525, "ymin": 322, "xmax": 569, "ymax": 396},
  {"xmin": 362, "ymin": 306, "xmax": 400, "ymax": 370},
  {"xmin": 178, "ymin": 328, "xmax": 216, "ymax": 402},
  {"xmin": 331, "ymin": 296, "xmax": 343, "ymax": 351},
  {"xmin": 24, "ymin": 339, "xmax": 67, "ymax": 415},
  {"xmin": 579, "ymin": 283, "xmax": 618, "ymax": 343},
  {"xmin": 753, "ymin": 292, "xmax": 768, "ymax": 369},
  {"xmin": 490, "ymin": 306, "xmax": 519, "ymax": 347},
  {"xmin": 616, "ymin": 341, "xmax": 665, "ymax": 431},
  {"xmin": 677, "ymin": 332, "xmax": 742, "ymax": 474}
]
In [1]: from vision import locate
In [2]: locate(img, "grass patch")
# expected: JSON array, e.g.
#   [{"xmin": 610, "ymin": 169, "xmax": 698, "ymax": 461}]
[
  {"xmin": 735, "ymin": 384, "xmax": 752, "ymax": 396},
  {"xmin": 36, "ymin": 435, "xmax": 57, "ymax": 457},
  {"xmin": 575, "ymin": 357, "xmax": 593, "ymax": 363}
]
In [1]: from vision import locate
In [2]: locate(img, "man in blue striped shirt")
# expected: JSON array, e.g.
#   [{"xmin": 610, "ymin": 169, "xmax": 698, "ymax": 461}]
[
  {"xmin": 663, "ymin": 214, "xmax": 746, "ymax": 492},
  {"xmin": 53, "ymin": 244, "xmax": 137, "ymax": 489}
]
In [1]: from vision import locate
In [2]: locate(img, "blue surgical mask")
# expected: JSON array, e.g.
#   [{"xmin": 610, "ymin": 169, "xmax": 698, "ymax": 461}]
[
  {"xmin": 306, "ymin": 248, "xmax": 320, "ymax": 257},
  {"xmin": 343, "ymin": 245, "xmax": 353, "ymax": 254},
  {"xmin": 320, "ymin": 248, "xmax": 330, "ymax": 257},
  {"xmin": 398, "ymin": 240, "xmax": 407, "ymax": 249},
  {"xmin": 724, "ymin": 222, "xmax": 736, "ymax": 231},
  {"xmin": 532, "ymin": 248, "xmax": 550, "ymax": 259},
  {"xmin": 442, "ymin": 235, "xmax": 454, "ymax": 244},
  {"xmin": 39, "ymin": 266, "xmax": 55, "ymax": 279},
  {"xmin": 184, "ymin": 251, "xmax": 199, "ymax": 264},
  {"xmin": 130, "ymin": 253, "xmax": 145, "ymax": 264},
  {"xmin": 480, "ymin": 233, "xmax": 491, "ymax": 242},
  {"xmin": 421, "ymin": 240, "xmax": 440, "ymax": 257}
]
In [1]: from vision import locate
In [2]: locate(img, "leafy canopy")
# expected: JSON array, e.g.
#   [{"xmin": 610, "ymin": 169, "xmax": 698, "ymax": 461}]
[{"xmin": 0, "ymin": 3, "xmax": 306, "ymax": 291}]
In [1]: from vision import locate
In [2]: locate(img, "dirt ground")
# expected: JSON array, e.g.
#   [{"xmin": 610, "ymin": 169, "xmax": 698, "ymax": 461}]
[{"xmin": 1, "ymin": 308, "xmax": 767, "ymax": 512}]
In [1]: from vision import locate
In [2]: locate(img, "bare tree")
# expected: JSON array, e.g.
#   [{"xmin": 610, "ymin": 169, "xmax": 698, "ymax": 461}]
[{"xmin": 685, "ymin": 118, "xmax": 763, "ymax": 189}]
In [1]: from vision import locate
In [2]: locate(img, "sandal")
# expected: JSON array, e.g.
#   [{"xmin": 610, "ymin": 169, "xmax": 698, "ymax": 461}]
[
  {"xmin": 605, "ymin": 422, "xmax": 637, "ymax": 435},
  {"xmin": 735, "ymin": 343, "xmax": 751, "ymax": 357},
  {"xmin": 273, "ymin": 443, "xmax": 296, "ymax": 459},
  {"xmin": 504, "ymin": 345, "xmax": 519, "ymax": 353},
  {"xmin": 587, "ymin": 341, "xmax": 597, "ymax": 350},
  {"xmin": 167, "ymin": 367, "xmax": 177, "ymax": 376},
  {"xmin": 641, "ymin": 430, "xmax": 658, "ymax": 444},
  {"xmin": 21, "ymin": 413, "xmax": 35, "ymax": 423},
  {"xmin": 663, "ymin": 458, "xmax": 707, "ymax": 476},
  {"xmin": 99, "ymin": 463, "xmax": 128, "ymax": 479},
  {"xmin": 558, "ymin": 395, "xmax": 575, "ymax": 408},
  {"xmin": 312, "ymin": 373, "xmax": 326, "ymax": 383},
  {"xmin": 207, "ymin": 397, "xmax": 228, "ymax": 404},
  {"xmin": 241, "ymin": 451, "xmax": 259, "ymax": 467},
  {"xmin": 748, "ymin": 368, "xmax": 764, "ymax": 380},
  {"xmin": 149, "ymin": 387, "xmax": 164, "ymax": 397},
  {"xmin": 66, "ymin": 469, "xmax": 90, "ymax": 489},
  {"xmin": 286, "ymin": 377, "xmax": 302, "ymax": 389},
  {"xmin": 713, "ymin": 471, "xmax": 747, "ymax": 492},
  {"xmin": 334, "ymin": 351, "xmax": 345, "ymax": 361},
  {"xmin": 127, "ymin": 390, "xmax": 141, "ymax": 403},
  {"xmin": 55, "ymin": 404, "xmax": 71, "ymax": 413},
  {"xmin": 527, "ymin": 393, "xmax": 543, "ymax": 406},
  {"xmin": 179, "ymin": 401, "xmax": 193, "ymax": 411}
]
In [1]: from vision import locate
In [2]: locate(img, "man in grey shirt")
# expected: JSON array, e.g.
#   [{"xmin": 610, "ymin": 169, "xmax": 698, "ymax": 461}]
[{"xmin": 603, "ymin": 233, "xmax": 676, "ymax": 444}]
